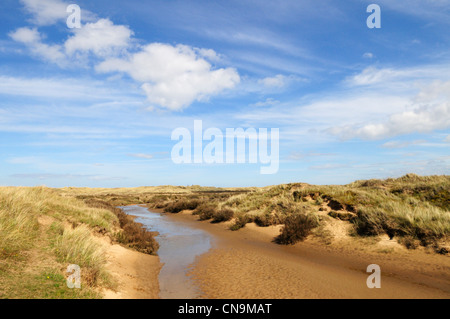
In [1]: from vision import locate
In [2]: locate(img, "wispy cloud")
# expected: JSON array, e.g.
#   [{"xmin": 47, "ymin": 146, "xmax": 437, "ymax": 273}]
[
  {"xmin": 127, "ymin": 153, "xmax": 154, "ymax": 159},
  {"xmin": 289, "ymin": 151, "xmax": 336, "ymax": 160},
  {"xmin": 329, "ymin": 80, "xmax": 450, "ymax": 140},
  {"xmin": 381, "ymin": 140, "xmax": 427, "ymax": 149},
  {"xmin": 9, "ymin": 27, "xmax": 66, "ymax": 66},
  {"xmin": 310, "ymin": 163, "xmax": 347, "ymax": 170}
]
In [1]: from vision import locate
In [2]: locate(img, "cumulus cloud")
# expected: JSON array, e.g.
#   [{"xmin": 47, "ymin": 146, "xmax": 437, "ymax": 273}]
[
  {"xmin": 96, "ymin": 43, "xmax": 240, "ymax": 110},
  {"xmin": 20, "ymin": 0, "xmax": 95, "ymax": 26},
  {"xmin": 9, "ymin": 27, "xmax": 66, "ymax": 66},
  {"xmin": 10, "ymin": 18, "xmax": 133, "ymax": 67},
  {"xmin": 12, "ymin": 1, "xmax": 240, "ymax": 110},
  {"xmin": 20, "ymin": 0, "xmax": 69, "ymax": 25},
  {"xmin": 65, "ymin": 19, "xmax": 133, "ymax": 56}
]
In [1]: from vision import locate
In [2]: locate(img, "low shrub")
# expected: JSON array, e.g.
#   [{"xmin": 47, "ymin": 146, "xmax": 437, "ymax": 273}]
[
  {"xmin": 398, "ymin": 236, "xmax": 419, "ymax": 250},
  {"xmin": 212, "ymin": 208, "xmax": 234, "ymax": 223},
  {"xmin": 352, "ymin": 210, "xmax": 401, "ymax": 239},
  {"xmin": 84, "ymin": 199, "xmax": 159, "ymax": 255},
  {"xmin": 254, "ymin": 214, "xmax": 271, "ymax": 227},
  {"xmin": 275, "ymin": 213, "xmax": 319, "ymax": 245},
  {"xmin": 192, "ymin": 203, "xmax": 217, "ymax": 221},
  {"xmin": 229, "ymin": 215, "xmax": 252, "ymax": 231},
  {"xmin": 163, "ymin": 198, "xmax": 202, "ymax": 213}
]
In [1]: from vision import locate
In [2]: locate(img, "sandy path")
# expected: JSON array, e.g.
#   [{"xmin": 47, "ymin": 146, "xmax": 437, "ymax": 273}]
[{"xmin": 165, "ymin": 211, "xmax": 450, "ymax": 299}]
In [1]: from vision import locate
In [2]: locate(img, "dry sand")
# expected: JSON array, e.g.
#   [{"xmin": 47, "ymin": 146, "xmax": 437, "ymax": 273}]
[
  {"xmin": 167, "ymin": 211, "xmax": 450, "ymax": 299},
  {"xmin": 101, "ymin": 241, "xmax": 162, "ymax": 299}
]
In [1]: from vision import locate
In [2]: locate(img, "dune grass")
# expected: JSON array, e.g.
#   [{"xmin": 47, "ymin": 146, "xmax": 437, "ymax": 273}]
[
  {"xmin": 58, "ymin": 174, "xmax": 449, "ymax": 252},
  {"xmin": 0, "ymin": 186, "xmax": 120, "ymax": 298}
]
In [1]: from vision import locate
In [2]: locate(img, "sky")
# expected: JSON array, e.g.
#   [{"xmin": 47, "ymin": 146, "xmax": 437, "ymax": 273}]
[{"xmin": 0, "ymin": 0, "xmax": 449, "ymax": 188}]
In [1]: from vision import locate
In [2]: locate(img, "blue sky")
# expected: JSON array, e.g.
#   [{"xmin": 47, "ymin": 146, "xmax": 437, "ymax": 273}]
[{"xmin": 0, "ymin": 0, "xmax": 449, "ymax": 187}]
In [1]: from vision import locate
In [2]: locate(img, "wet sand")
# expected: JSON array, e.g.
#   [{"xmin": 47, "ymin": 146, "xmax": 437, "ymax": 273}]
[{"xmin": 166, "ymin": 211, "xmax": 450, "ymax": 299}]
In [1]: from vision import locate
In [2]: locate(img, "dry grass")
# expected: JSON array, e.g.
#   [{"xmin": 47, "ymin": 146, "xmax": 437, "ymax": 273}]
[
  {"xmin": 111, "ymin": 173, "xmax": 449, "ymax": 253},
  {"xmin": 53, "ymin": 225, "xmax": 107, "ymax": 286},
  {"xmin": 0, "ymin": 186, "xmax": 119, "ymax": 298},
  {"xmin": 53, "ymin": 174, "xmax": 450, "ymax": 253}
]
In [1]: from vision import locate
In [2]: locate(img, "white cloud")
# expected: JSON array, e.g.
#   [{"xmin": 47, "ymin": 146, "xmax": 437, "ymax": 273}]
[
  {"xmin": 369, "ymin": 0, "xmax": 450, "ymax": 24},
  {"xmin": 258, "ymin": 74, "xmax": 287, "ymax": 88},
  {"xmin": 195, "ymin": 48, "xmax": 222, "ymax": 62},
  {"xmin": 250, "ymin": 98, "xmax": 279, "ymax": 107},
  {"xmin": 9, "ymin": 27, "xmax": 66, "ymax": 66},
  {"xmin": 288, "ymin": 152, "xmax": 335, "ymax": 160},
  {"xmin": 96, "ymin": 43, "xmax": 240, "ymax": 110},
  {"xmin": 8, "ymin": 26, "xmax": 40, "ymax": 43},
  {"xmin": 257, "ymin": 74, "xmax": 306, "ymax": 89},
  {"xmin": 363, "ymin": 52, "xmax": 374, "ymax": 59},
  {"xmin": 12, "ymin": 1, "xmax": 240, "ymax": 110},
  {"xmin": 445, "ymin": 135, "xmax": 450, "ymax": 143},
  {"xmin": 20, "ymin": 0, "xmax": 95, "ymax": 26},
  {"xmin": 414, "ymin": 80, "xmax": 450, "ymax": 103},
  {"xmin": 65, "ymin": 19, "xmax": 133, "ymax": 57},
  {"xmin": 20, "ymin": 0, "xmax": 69, "ymax": 25},
  {"xmin": 347, "ymin": 67, "xmax": 406, "ymax": 86},
  {"xmin": 0, "ymin": 75, "xmax": 137, "ymax": 100},
  {"xmin": 346, "ymin": 65, "xmax": 450, "ymax": 87},
  {"xmin": 234, "ymin": 64, "xmax": 450, "ymax": 144},
  {"xmin": 128, "ymin": 153, "xmax": 154, "ymax": 159},
  {"xmin": 328, "ymin": 82, "xmax": 450, "ymax": 140},
  {"xmin": 381, "ymin": 140, "xmax": 426, "ymax": 149},
  {"xmin": 10, "ymin": 19, "xmax": 133, "ymax": 66},
  {"xmin": 310, "ymin": 163, "xmax": 346, "ymax": 170}
]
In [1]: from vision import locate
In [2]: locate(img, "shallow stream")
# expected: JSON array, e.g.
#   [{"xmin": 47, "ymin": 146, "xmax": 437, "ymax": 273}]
[{"xmin": 119, "ymin": 205, "xmax": 212, "ymax": 299}]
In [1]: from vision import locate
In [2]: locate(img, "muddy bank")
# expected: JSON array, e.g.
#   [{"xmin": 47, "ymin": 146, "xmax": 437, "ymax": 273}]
[{"xmin": 168, "ymin": 211, "xmax": 450, "ymax": 299}]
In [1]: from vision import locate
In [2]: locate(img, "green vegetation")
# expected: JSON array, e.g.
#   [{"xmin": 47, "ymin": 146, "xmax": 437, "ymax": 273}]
[{"xmin": 0, "ymin": 186, "xmax": 158, "ymax": 299}]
